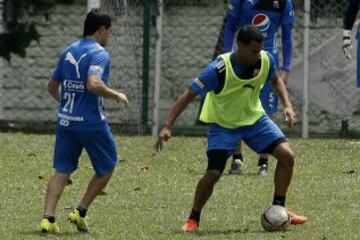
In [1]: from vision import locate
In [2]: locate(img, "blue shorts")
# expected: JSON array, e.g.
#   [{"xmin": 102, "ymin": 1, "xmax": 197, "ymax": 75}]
[
  {"xmin": 207, "ymin": 114, "xmax": 286, "ymax": 154},
  {"xmin": 54, "ymin": 124, "xmax": 118, "ymax": 176},
  {"xmin": 260, "ymin": 53, "xmax": 279, "ymax": 114}
]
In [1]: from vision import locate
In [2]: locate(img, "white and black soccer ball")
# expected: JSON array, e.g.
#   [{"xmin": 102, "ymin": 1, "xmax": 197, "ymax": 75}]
[{"xmin": 261, "ymin": 205, "xmax": 290, "ymax": 232}]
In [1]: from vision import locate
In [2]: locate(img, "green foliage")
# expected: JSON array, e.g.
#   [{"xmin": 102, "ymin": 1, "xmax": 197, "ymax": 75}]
[
  {"xmin": 0, "ymin": 22, "xmax": 39, "ymax": 61},
  {"xmin": 0, "ymin": 0, "xmax": 75, "ymax": 61}
]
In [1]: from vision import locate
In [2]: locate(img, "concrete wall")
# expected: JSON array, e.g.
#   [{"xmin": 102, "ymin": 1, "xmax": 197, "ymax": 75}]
[{"xmin": 0, "ymin": 3, "xmax": 359, "ymax": 134}]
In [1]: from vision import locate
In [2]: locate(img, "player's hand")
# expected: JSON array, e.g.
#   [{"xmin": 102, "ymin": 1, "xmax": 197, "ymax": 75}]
[
  {"xmin": 154, "ymin": 125, "xmax": 172, "ymax": 152},
  {"xmin": 116, "ymin": 92, "xmax": 129, "ymax": 107},
  {"xmin": 283, "ymin": 105, "xmax": 296, "ymax": 127},
  {"xmin": 342, "ymin": 29, "xmax": 353, "ymax": 59},
  {"xmin": 278, "ymin": 69, "xmax": 289, "ymax": 85}
]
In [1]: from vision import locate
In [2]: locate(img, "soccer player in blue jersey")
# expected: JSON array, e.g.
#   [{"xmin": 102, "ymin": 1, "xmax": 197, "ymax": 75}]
[
  {"xmin": 224, "ymin": 0, "xmax": 295, "ymax": 175},
  {"xmin": 40, "ymin": 10, "xmax": 128, "ymax": 233},
  {"xmin": 155, "ymin": 26, "xmax": 307, "ymax": 232},
  {"xmin": 343, "ymin": 0, "xmax": 360, "ymax": 87}
]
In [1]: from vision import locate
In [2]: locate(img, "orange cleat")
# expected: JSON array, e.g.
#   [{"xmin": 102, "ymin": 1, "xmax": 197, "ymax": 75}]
[
  {"xmin": 181, "ymin": 219, "xmax": 199, "ymax": 233},
  {"xmin": 287, "ymin": 208, "xmax": 309, "ymax": 225}
]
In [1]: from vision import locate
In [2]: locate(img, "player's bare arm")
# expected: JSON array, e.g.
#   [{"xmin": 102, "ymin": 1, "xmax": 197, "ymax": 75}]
[
  {"xmin": 154, "ymin": 88, "xmax": 198, "ymax": 152},
  {"xmin": 278, "ymin": 69, "xmax": 289, "ymax": 85},
  {"xmin": 270, "ymin": 73, "xmax": 296, "ymax": 127},
  {"xmin": 47, "ymin": 79, "xmax": 61, "ymax": 102},
  {"xmin": 87, "ymin": 75, "xmax": 129, "ymax": 107}
]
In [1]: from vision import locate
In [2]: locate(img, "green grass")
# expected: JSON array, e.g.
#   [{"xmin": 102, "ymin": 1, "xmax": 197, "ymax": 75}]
[{"xmin": 0, "ymin": 133, "xmax": 359, "ymax": 239}]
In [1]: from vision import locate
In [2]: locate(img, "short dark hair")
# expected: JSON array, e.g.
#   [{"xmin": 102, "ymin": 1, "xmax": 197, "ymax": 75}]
[
  {"xmin": 83, "ymin": 10, "xmax": 112, "ymax": 37},
  {"xmin": 236, "ymin": 25, "xmax": 263, "ymax": 45}
]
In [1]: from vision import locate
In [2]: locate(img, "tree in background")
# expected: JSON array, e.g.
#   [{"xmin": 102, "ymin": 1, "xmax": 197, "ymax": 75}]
[{"xmin": 0, "ymin": 0, "xmax": 76, "ymax": 61}]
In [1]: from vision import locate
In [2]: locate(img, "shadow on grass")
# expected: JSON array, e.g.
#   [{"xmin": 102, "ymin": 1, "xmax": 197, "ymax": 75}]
[
  {"xmin": 224, "ymin": 172, "xmax": 259, "ymax": 177},
  {"xmin": 163, "ymin": 227, "xmax": 267, "ymax": 236},
  {"xmin": 18, "ymin": 230, "xmax": 95, "ymax": 237}
]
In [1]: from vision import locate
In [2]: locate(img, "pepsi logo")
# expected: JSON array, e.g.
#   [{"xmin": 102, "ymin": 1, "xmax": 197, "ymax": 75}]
[{"xmin": 252, "ymin": 13, "xmax": 270, "ymax": 32}]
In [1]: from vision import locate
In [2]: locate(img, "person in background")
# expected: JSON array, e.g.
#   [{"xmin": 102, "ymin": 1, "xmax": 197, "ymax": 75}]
[{"xmin": 224, "ymin": 0, "xmax": 295, "ymax": 176}]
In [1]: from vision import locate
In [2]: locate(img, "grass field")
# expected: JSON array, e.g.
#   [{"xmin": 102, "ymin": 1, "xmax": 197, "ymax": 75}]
[{"xmin": 0, "ymin": 132, "xmax": 359, "ymax": 240}]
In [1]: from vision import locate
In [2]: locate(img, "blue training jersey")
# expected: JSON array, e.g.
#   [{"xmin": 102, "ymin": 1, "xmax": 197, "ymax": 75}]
[
  {"xmin": 190, "ymin": 52, "xmax": 277, "ymax": 98},
  {"xmin": 52, "ymin": 38, "xmax": 111, "ymax": 130},
  {"xmin": 226, "ymin": 0, "xmax": 294, "ymax": 55}
]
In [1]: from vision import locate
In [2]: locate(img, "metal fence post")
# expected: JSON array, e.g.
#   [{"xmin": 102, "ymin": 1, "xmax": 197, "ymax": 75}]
[
  {"xmin": 302, "ymin": 0, "xmax": 310, "ymax": 138},
  {"xmin": 152, "ymin": 0, "xmax": 163, "ymax": 136},
  {"xmin": 142, "ymin": 0, "xmax": 151, "ymax": 133}
]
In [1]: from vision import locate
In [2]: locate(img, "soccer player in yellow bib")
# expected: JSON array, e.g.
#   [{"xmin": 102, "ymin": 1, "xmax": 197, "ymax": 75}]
[{"xmin": 154, "ymin": 25, "xmax": 308, "ymax": 232}]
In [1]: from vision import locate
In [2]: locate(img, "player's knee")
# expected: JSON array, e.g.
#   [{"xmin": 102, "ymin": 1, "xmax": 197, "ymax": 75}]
[
  {"xmin": 279, "ymin": 149, "xmax": 295, "ymax": 168},
  {"xmin": 95, "ymin": 166, "xmax": 115, "ymax": 177},
  {"xmin": 206, "ymin": 149, "xmax": 230, "ymax": 175}
]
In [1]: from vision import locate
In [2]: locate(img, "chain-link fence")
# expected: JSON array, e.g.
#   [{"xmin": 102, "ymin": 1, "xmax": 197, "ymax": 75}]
[
  {"xmin": 156, "ymin": 0, "xmax": 360, "ymax": 136},
  {"xmin": 0, "ymin": 0, "xmax": 145, "ymax": 133},
  {"xmin": 288, "ymin": 0, "xmax": 360, "ymax": 136},
  {"xmin": 0, "ymin": 0, "xmax": 360, "ymax": 136}
]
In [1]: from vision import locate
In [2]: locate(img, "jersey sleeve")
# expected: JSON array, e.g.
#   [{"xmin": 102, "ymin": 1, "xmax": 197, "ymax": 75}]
[
  {"xmin": 190, "ymin": 59, "xmax": 221, "ymax": 98},
  {"xmin": 51, "ymin": 48, "xmax": 68, "ymax": 82},
  {"xmin": 226, "ymin": 0, "xmax": 241, "ymax": 18},
  {"xmin": 266, "ymin": 52, "xmax": 278, "ymax": 83},
  {"xmin": 281, "ymin": 23, "xmax": 293, "ymax": 72},
  {"xmin": 224, "ymin": 0, "xmax": 241, "ymax": 52},
  {"xmin": 223, "ymin": 15, "xmax": 237, "ymax": 52},
  {"xmin": 88, "ymin": 50, "xmax": 110, "ymax": 79},
  {"xmin": 281, "ymin": 0, "xmax": 295, "ymax": 25}
]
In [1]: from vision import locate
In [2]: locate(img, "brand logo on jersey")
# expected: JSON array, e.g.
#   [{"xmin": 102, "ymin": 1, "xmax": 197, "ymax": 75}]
[
  {"xmin": 59, "ymin": 119, "xmax": 70, "ymax": 127},
  {"xmin": 243, "ymin": 84, "xmax": 255, "ymax": 90},
  {"xmin": 273, "ymin": 0, "xmax": 279, "ymax": 9},
  {"xmin": 65, "ymin": 52, "xmax": 87, "ymax": 79},
  {"xmin": 252, "ymin": 13, "xmax": 270, "ymax": 32},
  {"xmin": 63, "ymin": 80, "xmax": 85, "ymax": 92}
]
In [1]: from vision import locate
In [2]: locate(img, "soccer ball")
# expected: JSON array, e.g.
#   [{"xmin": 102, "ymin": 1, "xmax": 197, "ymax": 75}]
[{"xmin": 261, "ymin": 205, "xmax": 290, "ymax": 232}]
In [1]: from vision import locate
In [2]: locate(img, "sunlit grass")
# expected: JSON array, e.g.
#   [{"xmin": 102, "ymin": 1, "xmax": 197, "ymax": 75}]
[{"xmin": 0, "ymin": 133, "xmax": 359, "ymax": 239}]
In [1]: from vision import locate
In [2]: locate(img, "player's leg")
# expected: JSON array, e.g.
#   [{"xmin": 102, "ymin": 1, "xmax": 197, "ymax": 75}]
[
  {"xmin": 258, "ymin": 153, "xmax": 269, "ymax": 176},
  {"xmin": 182, "ymin": 149, "xmax": 230, "ymax": 232},
  {"xmin": 41, "ymin": 172, "xmax": 69, "ymax": 233},
  {"xmin": 41, "ymin": 128, "xmax": 82, "ymax": 233},
  {"xmin": 68, "ymin": 170, "xmax": 114, "ymax": 232},
  {"xmin": 245, "ymin": 115, "xmax": 292, "ymax": 205},
  {"xmin": 78, "ymin": 171, "xmax": 114, "ymax": 209},
  {"xmin": 270, "ymin": 142, "xmax": 294, "ymax": 199},
  {"xmin": 259, "ymin": 81, "xmax": 279, "ymax": 176},
  {"xmin": 258, "ymin": 50, "xmax": 280, "ymax": 176},
  {"xmin": 68, "ymin": 125, "xmax": 118, "ymax": 232},
  {"xmin": 271, "ymin": 142, "xmax": 308, "ymax": 224},
  {"xmin": 228, "ymin": 141, "xmax": 244, "ymax": 174},
  {"xmin": 183, "ymin": 124, "xmax": 238, "ymax": 232},
  {"xmin": 245, "ymin": 115, "xmax": 308, "ymax": 225}
]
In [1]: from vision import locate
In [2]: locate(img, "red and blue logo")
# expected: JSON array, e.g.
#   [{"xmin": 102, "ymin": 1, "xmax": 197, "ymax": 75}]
[{"xmin": 252, "ymin": 13, "xmax": 270, "ymax": 32}]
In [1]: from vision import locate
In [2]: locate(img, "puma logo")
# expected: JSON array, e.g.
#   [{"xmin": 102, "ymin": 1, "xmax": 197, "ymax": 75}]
[
  {"xmin": 65, "ymin": 52, "xmax": 87, "ymax": 79},
  {"xmin": 243, "ymin": 84, "xmax": 255, "ymax": 89}
]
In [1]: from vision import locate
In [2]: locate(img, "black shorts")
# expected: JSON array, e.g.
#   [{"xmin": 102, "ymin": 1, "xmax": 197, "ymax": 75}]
[{"xmin": 206, "ymin": 137, "xmax": 287, "ymax": 173}]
